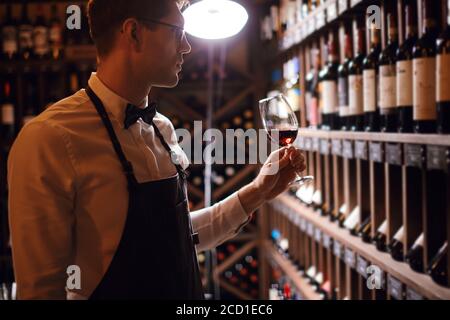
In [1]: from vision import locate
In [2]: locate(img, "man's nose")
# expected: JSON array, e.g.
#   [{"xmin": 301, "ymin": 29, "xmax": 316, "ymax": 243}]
[{"xmin": 180, "ymin": 35, "xmax": 192, "ymax": 55}]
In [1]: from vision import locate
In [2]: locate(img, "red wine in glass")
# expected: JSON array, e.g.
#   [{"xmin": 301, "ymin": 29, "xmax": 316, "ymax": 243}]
[
  {"xmin": 259, "ymin": 94, "xmax": 314, "ymax": 185},
  {"xmin": 270, "ymin": 129, "xmax": 299, "ymax": 147}
]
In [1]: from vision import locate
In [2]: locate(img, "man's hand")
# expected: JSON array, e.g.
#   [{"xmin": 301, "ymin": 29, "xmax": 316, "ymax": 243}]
[{"xmin": 238, "ymin": 146, "xmax": 306, "ymax": 214}]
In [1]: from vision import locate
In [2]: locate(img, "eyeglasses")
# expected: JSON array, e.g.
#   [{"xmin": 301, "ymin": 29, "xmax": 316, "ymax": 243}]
[{"xmin": 137, "ymin": 18, "xmax": 186, "ymax": 45}]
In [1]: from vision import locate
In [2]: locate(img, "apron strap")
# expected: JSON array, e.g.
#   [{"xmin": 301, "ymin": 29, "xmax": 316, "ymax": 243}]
[
  {"xmin": 86, "ymin": 85, "xmax": 187, "ymax": 185},
  {"xmin": 151, "ymin": 122, "xmax": 188, "ymax": 180},
  {"xmin": 86, "ymin": 86, "xmax": 138, "ymax": 188}
]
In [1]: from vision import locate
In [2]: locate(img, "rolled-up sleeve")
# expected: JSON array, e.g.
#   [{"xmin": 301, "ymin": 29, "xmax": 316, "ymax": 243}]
[
  {"xmin": 7, "ymin": 121, "xmax": 77, "ymax": 300},
  {"xmin": 190, "ymin": 192, "xmax": 252, "ymax": 252}
]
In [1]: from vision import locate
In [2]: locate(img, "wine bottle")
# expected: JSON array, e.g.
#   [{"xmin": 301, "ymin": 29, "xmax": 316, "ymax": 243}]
[
  {"xmin": 379, "ymin": 13, "xmax": 398, "ymax": 132},
  {"xmin": 306, "ymin": 49, "xmax": 320, "ymax": 128},
  {"xmin": 320, "ymin": 35, "xmax": 340, "ymax": 130},
  {"xmin": 18, "ymin": 3, "xmax": 33, "ymax": 60},
  {"xmin": 427, "ymin": 241, "xmax": 448, "ymax": 287},
  {"xmin": 413, "ymin": 0, "xmax": 438, "ymax": 133},
  {"xmin": 357, "ymin": 216, "xmax": 372, "ymax": 243},
  {"xmin": 49, "ymin": 4, "xmax": 64, "ymax": 60},
  {"xmin": 388, "ymin": 226, "xmax": 405, "ymax": 262},
  {"xmin": 33, "ymin": 4, "xmax": 50, "ymax": 59},
  {"xmin": 363, "ymin": 18, "xmax": 381, "ymax": 132},
  {"xmin": 338, "ymin": 33, "xmax": 352, "ymax": 131},
  {"xmin": 348, "ymin": 22, "xmax": 365, "ymax": 131},
  {"xmin": 343, "ymin": 207, "xmax": 360, "ymax": 236},
  {"xmin": 1, "ymin": 4, "xmax": 18, "ymax": 61},
  {"xmin": 437, "ymin": 0, "xmax": 450, "ymax": 134},
  {"xmin": 373, "ymin": 220, "xmax": 387, "ymax": 252},
  {"xmin": 397, "ymin": 3, "xmax": 417, "ymax": 133},
  {"xmin": 405, "ymin": 233, "xmax": 425, "ymax": 273}
]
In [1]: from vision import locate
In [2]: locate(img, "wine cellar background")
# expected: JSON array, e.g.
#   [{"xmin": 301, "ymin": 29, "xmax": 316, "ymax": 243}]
[{"xmin": 1, "ymin": 0, "xmax": 450, "ymax": 300}]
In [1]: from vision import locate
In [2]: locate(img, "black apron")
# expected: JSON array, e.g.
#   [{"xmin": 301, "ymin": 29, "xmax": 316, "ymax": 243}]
[{"xmin": 85, "ymin": 86, "xmax": 204, "ymax": 300}]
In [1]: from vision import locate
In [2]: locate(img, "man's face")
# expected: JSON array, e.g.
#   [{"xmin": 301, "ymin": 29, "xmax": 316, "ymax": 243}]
[{"xmin": 139, "ymin": 2, "xmax": 191, "ymax": 88}]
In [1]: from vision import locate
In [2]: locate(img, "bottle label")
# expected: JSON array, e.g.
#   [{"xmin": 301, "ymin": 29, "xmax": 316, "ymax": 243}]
[
  {"xmin": 338, "ymin": 77, "xmax": 349, "ymax": 106},
  {"xmin": 413, "ymin": 57, "xmax": 437, "ymax": 120},
  {"xmin": 363, "ymin": 69, "xmax": 377, "ymax": 112},
  {"xmin": 33, "ymin": 26, "xmax": 50, "ymax": 55},
  {"xmin": 379, "ymin": 65, "xmax": 397, "ymax": 111},
  {"xmin": 349, "ymin": 75, "xmax": 363, "ymax": 115},
  {"xmin": 2, "ymin": 26, "xmax": 18, "ymax": 54},
  {"xmin": 397, "ymin": 60, "xmax": 413, "ymax": 107},
  {"xmin": 321, "ymin": 80, "xmax": 338, "ymax": 114},
  {"xmin": 437, "ymin": 53, "xmax": 450, "ymax": 102},
  {"xmin": 19, "ymin": 25, "xmax": 34, "ymax": 50},
  {"xmin": 1, "ymin": 103, "xmax": 15, "ymax": 125}
]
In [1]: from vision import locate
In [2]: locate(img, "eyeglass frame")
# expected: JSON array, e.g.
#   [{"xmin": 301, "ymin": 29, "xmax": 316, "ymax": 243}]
[{"xmin": 136, "ymin": 18, "xmax": 186, "ymax": 45}]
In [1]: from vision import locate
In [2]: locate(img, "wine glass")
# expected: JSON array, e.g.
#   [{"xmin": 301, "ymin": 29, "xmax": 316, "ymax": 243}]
[{"xmin": 259, "ymin": 94, "xmax": 314, "ymax": 185}]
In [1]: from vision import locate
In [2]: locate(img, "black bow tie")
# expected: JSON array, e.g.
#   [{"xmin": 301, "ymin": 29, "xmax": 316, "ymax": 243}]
[{"xmin": 124, "ymin": 102, "xmax": 157, "ymax": 129}]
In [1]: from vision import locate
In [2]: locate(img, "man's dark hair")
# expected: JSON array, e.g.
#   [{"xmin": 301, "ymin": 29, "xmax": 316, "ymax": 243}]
[{"xmin": 87, "ymin": 0, "xmax": 188, "ymax": 57}]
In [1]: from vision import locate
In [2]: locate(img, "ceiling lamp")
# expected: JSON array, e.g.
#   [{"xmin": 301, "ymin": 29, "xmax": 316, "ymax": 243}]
[{"xmin": 183, "ymin": 0, "xmax": 249, "ymax": 40}]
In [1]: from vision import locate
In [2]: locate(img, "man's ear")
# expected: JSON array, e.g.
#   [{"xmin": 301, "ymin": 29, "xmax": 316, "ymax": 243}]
[{"xmin": 122, "ymin": 19, "xmax": 141, "ymax": 47}]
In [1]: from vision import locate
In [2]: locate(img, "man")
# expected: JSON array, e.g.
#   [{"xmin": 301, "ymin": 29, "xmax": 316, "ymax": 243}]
[{"xmin": 7, "ymin": 0, "xmax": 305, "ymax": 300}]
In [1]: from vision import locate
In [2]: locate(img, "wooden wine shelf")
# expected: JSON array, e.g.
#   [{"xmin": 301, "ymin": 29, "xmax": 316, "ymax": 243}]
[
  {"xmin": 214, "ymin": 240, "xmax": 257, "ymax": 278},
  {"xmin": 264, "ymin": 242, "xmax": 323, "ymax": 300},
  {"xmin": 297, "ymin": 129, "xmax": 450, "ymax": 147},
  {"xmin": 218, "ymin": 278, "xmax": 254, "ymax": 300},
  {"xmin": 272, "ymin": 193, "xmax": 450, "ymax": 300}
]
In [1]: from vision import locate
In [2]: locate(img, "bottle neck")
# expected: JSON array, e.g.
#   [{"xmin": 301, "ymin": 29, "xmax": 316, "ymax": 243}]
[
  {"xmin": 388, "ymin": 27, "xmax": 398, "ymax": 45},
  {"xmin": 370, "ymin": 27, "xmax": 380, "ymax": 49}
]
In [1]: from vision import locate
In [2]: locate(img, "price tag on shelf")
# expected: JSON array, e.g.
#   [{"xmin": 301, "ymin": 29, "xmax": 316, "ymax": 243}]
[
  {"xmin": 301, "ymin": 21, "xmax": 308, "ymax": 39},
  {"xmin": 406, "ymin": 287, "xmax": 424, "ymax": 300},
  {"xmin": 386, "ymin": 143, "xmax": 402, "ymax": 166},
  {"xmin": 405, "ymin": 144, "xmax": 423, "ymax": 168},
  {"xmin": 343, "ymin": 140, "xmax": 354, "ymax": 159},
  {"xmin": 327, "ymin": 0, "xmax": 338, "ymax": 22},
  {"xmin": 338, "ymin": 0, "xmax": 349, "ymax": 14},
  {"xmin": 313, "ymin": 137, "xmax": 320, "ymax": 152},
  {"xmin": 300, "ymin": 218, "xmax": 307, "ymax": 232},
  {"xmin": 320, "ymin": 139, "xmax": 330, "ymax": 155},
  {"xmin": 322, "ymin": 233, "xmax": 331, "ymax": 249},
  {"xmin": 369, "ymin": 142, "xmax": 384, "ymax": 163},
  {"xmin": 307, "ymin": 16, "xmax": 316, "ymax": 35},
  {"xmin": 355, "ymin": 141, "xmax": 368, "ymax": 160},
  {"xmin": 293, "ymin": 214, "xmax": 300, "ymax": 227},
  {"xmin": 295, "ymin": 25, "xmax": 302, "ymax": 44},
  {"xmin": 315, "ymin": 7, "xmax": 326, "ymax": 29},
  {"xmin": 304, "ymin": 137, "xmax": 312, "ymax": 151},
  {"xmin": 387, "ymin": 274, "xmax": 404, "ymax": 300},
  {"xmin": 297, "ymin": 136, "xmax": 306, "ymax": 150},
  {"xmin": 333, "ymin": 240, "xmax": 343, "ymax": 259},
  {"xmin": 307, "ymin": 222, "xmax": 315, "ymax": 237},
  {"xmin": 356, "ymin": 255, "xmax": 368, "ymax": 278},
  {"xmin": 314, "ymin": 228, "xmax": 322, "ymax": 243},
  {"xmin": 427, "ymin": 146, "xmax": 448, "ymax": 171},
  {"xmin": 344, "ymin": 247, "xmax": 356, "ymax": 269},
  {"xmin": 332, "ymin": 139, "xmax": 342, "ymax": 156}
]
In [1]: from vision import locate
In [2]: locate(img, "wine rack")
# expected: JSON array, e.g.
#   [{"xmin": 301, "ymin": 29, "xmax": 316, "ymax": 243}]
[
  {"xmin": 261, "ymin": 129, "xmax": 450, "ymax": 300},
  {"xmin": 258, "ymin": 0, "xmax": 450, "ymax": 300}
]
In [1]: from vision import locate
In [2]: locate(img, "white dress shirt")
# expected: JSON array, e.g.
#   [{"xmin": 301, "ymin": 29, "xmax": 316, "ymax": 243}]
[{"xmin": 7, "ymin": 73, "xmax": 251, "ymax": 300}]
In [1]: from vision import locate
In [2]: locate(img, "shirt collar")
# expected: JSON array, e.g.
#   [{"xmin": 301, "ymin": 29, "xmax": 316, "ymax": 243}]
[{"xmin": 87, "ymin": 73, "xmax": 149, "ymax": 127}]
